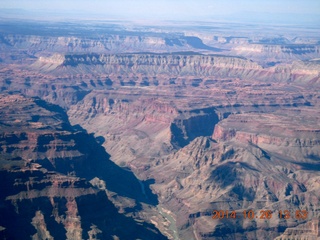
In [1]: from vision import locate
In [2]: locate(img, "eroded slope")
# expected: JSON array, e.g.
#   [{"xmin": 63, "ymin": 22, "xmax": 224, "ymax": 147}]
[
  {"xmin": 144, "ymin": 109, "xmax": 320, "ymax": 239},
  {"xmin": 0, "ymin": 94, "xmax": 167, "ymax": 240}
]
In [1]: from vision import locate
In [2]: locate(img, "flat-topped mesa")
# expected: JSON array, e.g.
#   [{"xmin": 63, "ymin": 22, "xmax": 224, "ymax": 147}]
[
  {"xmin": 234, "ymin": 44, "xmax": 320, "ymax": 63},
  {"xmin": 212, "ymin": 110, "xmax": 320, "ymax": 148},
  {"xmin": 35, "ymin": 54, "xmax": 66, "ymax": 71},
  {"xmin": 33, "ymin": 53, "xmax": 263, "ymax": 74},
  {"xmin": 31, "ymin": 53, "xmax": 320, "ymax": 84},
  {"xmin": 235, "ymin": 44, "xmax": 320, "ymax": 55},
  {"xmin": 1, "ymin": 34, "xmax": 180, "ymax": 53},
  {"xmin": 39, "ymin": 54, "xmax": 66, "ymax": 65},
  {"xmin": 60, "ymin": 53, "xmax": 260, "ymax": 68}
]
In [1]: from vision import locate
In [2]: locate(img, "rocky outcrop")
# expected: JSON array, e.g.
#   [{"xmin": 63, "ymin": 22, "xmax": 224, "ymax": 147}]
[
  {"xmin": 68, "ymin": 92, "xmax": 221, "ymax": 165},
  {"xmin": 147, "ymin": 136, "xmax": 320, "ymax": 239},
  {"xmin": 274, "ymin": 217, "xmax": 320, "ymax": 240},
  {"xmin": 0, "ymin": 33, "xmax": 220, "ymax": 57},
  {"xmin": 139, "ymin": 107, "xmax": 320, "ymax": 239},
  {"xmin": 1, "ymin": 20, "xmax": 320, "ymax": 240},
  {"xmin": 235, "ymin": 44, "xmax": 320, "ymax": 56},
  {"xmin": 212, "ymin": 110, "xmax": 320, "ymax": 149},
  {"xmin": 33, "ymin": 53, "xmax": 262, "ymax": 76},
  {"xmin": 170, "ymin": 108, "xmax": 219, "ymax": 148},
  {"xmin": 31, "ymin": 53, "xmax": 320, "ymax": 84},
  {"xmin": 0, "ymin": 94, "xmax": 167, "ymax": 240},
  {"xmin": 234, "ymin": 44, "xmax": 320, "ymax": 64}
]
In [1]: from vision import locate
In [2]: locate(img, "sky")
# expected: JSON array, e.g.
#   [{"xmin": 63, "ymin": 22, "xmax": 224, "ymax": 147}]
[{"xmin": 1, "ymin": 0, "xmax": 319, "ymax": 24}]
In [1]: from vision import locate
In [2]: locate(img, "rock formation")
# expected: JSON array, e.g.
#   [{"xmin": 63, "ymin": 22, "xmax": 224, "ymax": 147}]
[
  {"xmin": 0, "ymin": 20, "xmax": 319, "ymax": 239},
  {"xmin": 30, "ymin": 53, "xmax": 320, "ymax": 84},
  {"xmin": 0, "ymin": 94, "xmax": 166, "ymax": 240},
  {"xmin": 143, "ymin": 109, "xmax": 320, "ymax": 239}
]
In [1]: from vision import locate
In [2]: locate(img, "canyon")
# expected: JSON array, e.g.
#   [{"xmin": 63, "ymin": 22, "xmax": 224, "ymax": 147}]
[
  {"xmin": 0, "ymin": 20, "xmax": 319, "ymax": 239},
  {"xmin": 0, "ymin": 93, "xmax": 166, "ymax": 239}
]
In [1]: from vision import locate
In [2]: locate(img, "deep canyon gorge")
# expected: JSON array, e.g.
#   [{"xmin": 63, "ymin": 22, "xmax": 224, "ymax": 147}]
[{"xmin": 0, "ymin": 19, "xmax": 320, "ymax": 239}]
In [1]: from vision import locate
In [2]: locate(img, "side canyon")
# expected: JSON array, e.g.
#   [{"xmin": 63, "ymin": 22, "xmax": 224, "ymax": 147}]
[{"xmin": 0, "ymin": 20, "xmax": 319, "ymax": 239}]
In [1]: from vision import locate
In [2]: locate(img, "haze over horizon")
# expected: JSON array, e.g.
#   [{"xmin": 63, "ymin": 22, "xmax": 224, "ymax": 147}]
[{"xmin": 1, "ymin": 0, "xmax": 319, "ymax": 25}]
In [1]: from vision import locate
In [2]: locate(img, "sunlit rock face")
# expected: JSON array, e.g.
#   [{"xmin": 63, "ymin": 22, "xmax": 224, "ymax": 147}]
[
  {"xmin": 30, "ymin": 53, "xmax": 320, "ymax": 84},
  {"xmin": 0, "ymin": 20, "xmax": 320, "ymax": 239}
]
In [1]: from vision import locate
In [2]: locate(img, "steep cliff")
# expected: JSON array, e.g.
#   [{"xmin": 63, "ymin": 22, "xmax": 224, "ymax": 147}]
[
  {"xmin": 0, "ymin": 33, "xmax": 221, "ymax": 57},
  {"xmin": 234, "ymin": 44, "xmax": 320, "ymax": 63},
  {"xmin": 31, "ymin": 53, "xmax": 320, "ymax": 84},
  {"xmin": 0, "ymin": 94, "xmax": 167, "ymax": 240},
  {"xmin": 145, "ymin": 108, "xmax": 320, "ymax": 239},
  {"xmin": 1, "ymin": 20, "xmax": 320, "ymax": 240},
  {"xmin": 68, "ymin": 91, "xmax": 222, "ymax": 167},
  {"xmin": 212, "ymin": 109, "xmax": 320, "ymax": 152},
  {"xmin": 274, "ymin": 217, "xmax": 320, "ymax": 240},
  {"xmin": 33, "ymin": 53, "xmax": 261, "ymax": 75}
]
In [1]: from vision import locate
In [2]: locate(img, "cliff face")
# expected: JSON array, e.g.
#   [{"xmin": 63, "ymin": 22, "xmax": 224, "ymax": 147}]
[
  {"xmin": 65, "ymin": 87, "xmax": 320, "ymax": 239},
  {"xmin": 234, "ymin": 44, "xmax": 320, "ymax": 62},
  {"xmin": 67, "ymin": 92, "xmax": 221, "ymax": 166},
  {"xmin": 212, "ymin": 110, "xmax": 320, "ymax": 150},
  {"xmin": 1, "ymin": 34, "xmax": 164, "ymax": 53},
  {"xmin": 0, "ymin": 34, "xmax": 220, "ymax": 56},
  {"xmin": 31, "ymin": 53, "xmax": 320, "ymax": 84},
  {"xmin": 1, "ymin": 21, "xmax": 320, "ymax": 240},
  {"xmin": 0, "ymin": 164, "xmax": 114, "ymax": 240},
  {"xmin": 170, "ymin": 108, "xmax": 219, "ymax": 148},
  {"xmin": 34, "ymin": 53, "xmax": 262, "ymax": 74},
  {"xmin": 2, "ymin": 30, "xmax": 320, "ymax": 65},
  {"xmin": 0, "ymin": 94, "xmax": 167, "ymax": 240},
  {"xmin": 144, "ymin": 108, "xmax": 320, "ymax": 239},
  {"xmin": 275, "ymin": 218, "xmax": 320, "ymax": 240}
]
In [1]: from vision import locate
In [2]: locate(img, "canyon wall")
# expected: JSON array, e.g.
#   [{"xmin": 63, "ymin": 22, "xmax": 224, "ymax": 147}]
[
  {"xmin": 1, "ymin": 21, "xmax": 320, "ymax": 239},
  {"xmin": 31, "ymin": 53, "xmax": 320, "ymax": 84},
  {"xmin": 0, "ymin": 94, "xmax": 166, "ymax": 240}
]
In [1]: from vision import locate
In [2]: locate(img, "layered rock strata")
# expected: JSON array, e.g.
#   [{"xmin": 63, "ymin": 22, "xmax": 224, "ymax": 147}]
[
  {"xmin": 31, "ymin": 53, "xmax": 320, "ymax": 84},
  {"xmin": 0, "ymin": 94, "xmax": 167, "ymax": 240},
  {"xmin": 141, "ymin": 109, "xmax": 320, "ymax": 239}
]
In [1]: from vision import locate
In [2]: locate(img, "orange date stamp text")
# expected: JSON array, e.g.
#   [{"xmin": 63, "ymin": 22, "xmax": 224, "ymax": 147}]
[{"xmin": 212, "ymin": 210, "xmax": 308, "ymax": 220}]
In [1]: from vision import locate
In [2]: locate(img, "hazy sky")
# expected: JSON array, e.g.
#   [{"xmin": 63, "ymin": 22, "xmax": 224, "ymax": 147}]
[{"xmin": 1, "ymin": 0, "xmax": 319, "ymax": 24}]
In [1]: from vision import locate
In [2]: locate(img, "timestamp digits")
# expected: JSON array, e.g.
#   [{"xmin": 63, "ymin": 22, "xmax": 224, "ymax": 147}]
[
  {"xmin": 212, "ymin": 210, "xmax": 237, "ymax": 219},
  {"xmin": 279, "ymin": 210, "xmax": 308, "ymax": 220},
  {"xmin": 212, "ymin": 210, "xmax": 308, "ymax": 220}
]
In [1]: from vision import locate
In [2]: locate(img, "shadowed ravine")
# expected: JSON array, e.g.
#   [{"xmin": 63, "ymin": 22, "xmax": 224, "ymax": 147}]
[{"xmin": 0, "ymin": 20, "xmax": 320, "ymax": 240}]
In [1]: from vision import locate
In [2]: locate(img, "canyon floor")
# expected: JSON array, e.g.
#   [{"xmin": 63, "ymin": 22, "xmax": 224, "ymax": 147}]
[{"xmin": 0, "ymin": 19, "xmax": 320, "ymax": 239}]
